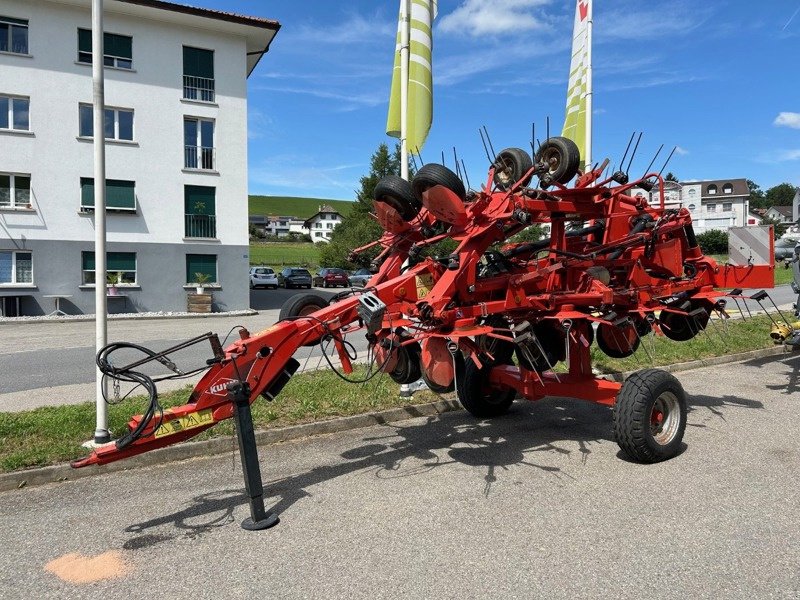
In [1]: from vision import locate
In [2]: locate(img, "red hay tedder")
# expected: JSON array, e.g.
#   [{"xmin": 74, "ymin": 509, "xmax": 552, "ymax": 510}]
[{"xmin": 73, "ymin": 138, "xmax": 774, "ymax": 529}]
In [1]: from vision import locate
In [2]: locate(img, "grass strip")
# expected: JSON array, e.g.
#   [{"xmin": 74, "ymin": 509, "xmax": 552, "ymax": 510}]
[{"xmin": 0, "ymin": 314, "xmax": 782, "ymax": 473}]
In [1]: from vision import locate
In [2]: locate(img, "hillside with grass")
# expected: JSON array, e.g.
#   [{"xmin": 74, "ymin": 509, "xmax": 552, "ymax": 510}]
[{"xmin": 249, "ymin": 195, "xmax": 355, "ymax": 219}]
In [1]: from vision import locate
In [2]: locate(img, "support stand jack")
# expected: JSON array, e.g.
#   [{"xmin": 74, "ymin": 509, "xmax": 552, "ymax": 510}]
[{"xmin": 229, "ymin": 381, "xmax": 279, "ymax": 531}]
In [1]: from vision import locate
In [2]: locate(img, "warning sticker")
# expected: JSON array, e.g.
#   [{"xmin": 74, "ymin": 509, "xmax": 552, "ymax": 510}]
[
  {"xmin": 154, "ymin": 409, "xmax": 214, "ymax": 438},
  {"xmin": 415, "ymin": 274, "xmax": 435, "ymax": 299}
]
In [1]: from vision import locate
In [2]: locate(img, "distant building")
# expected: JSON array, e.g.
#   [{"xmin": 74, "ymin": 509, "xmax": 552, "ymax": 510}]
[
  {"xmin": 746, "ymin": 212, "xmax": 763, "ymax": 226},
  {"xmin": 765, "ymin": 205, "xmax": 794, "ymax": 223},
  {"xmin": 631, "ymin": 178, "xmax": 751, "ymax": 234},
  {"xmin": 303, "ymin": 204, "xmax": 343, "ymax": 243}
]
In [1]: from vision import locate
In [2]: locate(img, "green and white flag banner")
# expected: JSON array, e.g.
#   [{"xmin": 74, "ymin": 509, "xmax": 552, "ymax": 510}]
[{"xmin": 562, "ymin": 0, "xmax": 592, "ymax": 169}]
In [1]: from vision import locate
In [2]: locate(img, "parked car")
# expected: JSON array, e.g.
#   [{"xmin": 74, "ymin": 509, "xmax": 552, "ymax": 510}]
[
  {"xmin": 774, "ymin": 237, "xmax": 798, "ymax": 264},
  {"xmin": 348, "ymin": 268, "xmax": 373, "ymax": 287},
  {"xmin": 278, "ymin": 267, "xmax": 313, "ymax": 289},
  {"xmin": 249, "ymin": 266, "xmax": 278, "ymax": 289},
  {"xmin": 314, "ymin": 268, "xmax": 350, "ymax": 288}
]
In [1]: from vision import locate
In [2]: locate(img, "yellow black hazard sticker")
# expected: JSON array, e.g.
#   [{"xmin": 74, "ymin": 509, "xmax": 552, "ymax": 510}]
[
  {"xmin": 154, "ymin": 409, "xmax": 213, "ymax": 438},
  {"xmin": 415, "ymin": 274, "xmax": 435, "ymax": 299}
]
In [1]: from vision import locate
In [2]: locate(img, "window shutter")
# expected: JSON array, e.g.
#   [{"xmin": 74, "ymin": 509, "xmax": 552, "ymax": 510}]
[
  {"xmin": 78, "ymin": 28, "xmax": 91, "ymax": 53},
  {"xmin": 183, "ymin": 46, "xmax": 214, "ymax": 78},
  {"xmin": 82, "ymin": 251, "xmax": 95, "ymax": 271},
  {"xmin": 107, "ymin": 252, "xmax": 135, "ymax": 271},
  {"xmin": 80, "ymin": 178, "xmax": 94, "ymax": 208},
  {"xmin": 81, "ymin": 178, "xmax": 135, "ymax": 210},
  {"xmin": 1, "ymin": 16, "xmax": 29, "ymax": 26},
  {"xmin": 184, "ymin": 185, "xmax": 215, "ymax": 215},
  {"xmin": 105, "ymin": 32, "xmax": 131, "ymax": 59},
  {"xmin": 186, "ymin": 254, "xmax": 217, "ymax": 283}
]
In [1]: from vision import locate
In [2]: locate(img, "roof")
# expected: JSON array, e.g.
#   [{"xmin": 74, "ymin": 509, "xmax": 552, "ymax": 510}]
[
  {"xmin": 112, "ymin": 0, "xmax": 280, "ymax": 75},
  {"xmin": 303, "ymin": 205, "xmax": 343, "ymax": 228},
  {"xmin": 698, "ymin": 178, "xmax": 749, "ymax": 197},
  {"xmin": 768, "ymin": 205, "xmax": 793, "ymax": 217}
]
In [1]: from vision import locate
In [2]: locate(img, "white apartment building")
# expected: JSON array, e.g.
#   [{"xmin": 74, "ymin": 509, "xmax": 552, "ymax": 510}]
[{"xmin": 0, "ymin": 0, "xmax": 279, "ymax": 315}]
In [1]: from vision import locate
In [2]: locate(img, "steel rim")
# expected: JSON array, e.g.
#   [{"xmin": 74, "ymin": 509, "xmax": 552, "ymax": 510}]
[{"xmin": 650, "ymin": 391, "xmax": 680, "ymax": 445}]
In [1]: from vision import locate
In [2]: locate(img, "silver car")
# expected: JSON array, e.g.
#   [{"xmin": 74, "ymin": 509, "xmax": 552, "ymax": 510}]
[{"xmin": 249, "ymin": 266, "xmax": 278, "ymax": 289}]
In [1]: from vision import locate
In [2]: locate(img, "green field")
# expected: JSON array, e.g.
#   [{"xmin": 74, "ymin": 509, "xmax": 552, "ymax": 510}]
[
  {"xmin": 249, "ymin": 195, "xmax": 355, "ymax": 219},
  {"xmin": 250, "ymin": 242, "xmax": 321, "ymax": 268}
]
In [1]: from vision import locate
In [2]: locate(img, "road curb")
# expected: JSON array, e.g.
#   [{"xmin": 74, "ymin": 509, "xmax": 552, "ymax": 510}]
[
  {"xmin": 0, "ymin": 345, "xmax": 789, "ymax": 493},
  {"xmin": 0, "ymin": 309, "xmax": 259, "ymax": 326}
]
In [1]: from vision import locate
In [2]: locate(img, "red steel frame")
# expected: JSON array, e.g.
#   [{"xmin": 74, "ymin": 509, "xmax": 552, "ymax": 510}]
[{"xmin": 73, "ymin": 164, "xmax": 774, "ymax": 468}]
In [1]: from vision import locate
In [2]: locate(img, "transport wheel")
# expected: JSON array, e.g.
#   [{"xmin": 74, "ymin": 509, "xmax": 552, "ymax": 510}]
[
  {"xmin": 389, "ymin": 340, "xmax": 422, "ymax": 385},
  {"xmin": 411, "ymin": 163, "xmax": 467, "ymax": 204},
  {"xmin": 659, "ymin": 302, "xmax": 710, "ymax": 341},
  {"xmin": 374, "ymin": 175, "xmax": 420, "ymax": 221},
  {"xmin": 279, "ymin": 293, "xmax": 330, "ymax": 346},
  {"xmin": 457, "ymin": 356, "xmax": 516, "ymax": 418},
  {"xmin": 493, "ymin": 147, "xmax": 533, "ymax": 190},
  {"xmin": 613, "ymin": 369, "xmax": 687, "ymax": 463},
  {"xmin": 596, "ymin": 321, "xmax": 640, "ymax": 358},
  {"xmin": 535, "ymin": 136, "xmax": 581, "ymax": 185}
]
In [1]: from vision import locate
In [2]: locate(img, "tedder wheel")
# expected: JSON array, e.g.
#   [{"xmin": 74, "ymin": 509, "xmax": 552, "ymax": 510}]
[
  {"xmin": 534, "ymin": 136, "xmax": 581, "ymax": 186},
  {"xmin": 457, "ymin": 357, "xmax": 516, "ymax": 418},
  {"xmin": 493, "ymin": 147, "xmax": 533, "ymax": 190},
  {"xmin": 389, "ymin": 340, "xmax": 422, "ymax": 385},
  {"xmin": 421, "ymin": 351, "xmax": 464, "ymax": 394},
  {"xmin": 596, "ymin": 321, "xmax": 640, "ymax": 359},
  {"xmin": 411, "ymin": 163, "xmax": 467, "ymax": 204},
  {"xmin": 659, "ymin": 302, "xmax": 710, "ymax": 342},
  {"xmin": 279, "ymin": 293, "xmax": 330, "ymax": 347},
  {"xmin": 613, "ymin": 369, "xmax": 688, "ymax": 463},
  {"xmin": 374, "ymin": 175, "xmax": 421, "ymax": 221}
]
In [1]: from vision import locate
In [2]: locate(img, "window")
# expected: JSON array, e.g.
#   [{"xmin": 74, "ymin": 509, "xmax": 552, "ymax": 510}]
[
  {"xmin": 0, "ymin": 16, "xmax": 28, "ymax": 54},
  {"xmin": 79, "ymin": 104, "xmax": 133, "ymax": 141},
  {"xmin": 708, "ymin": 203, "xmax": 716, "ymax": 212},
  {"xmin": 315, "ymin": 223, "xmax": 321, "ymax": 229},
  {"xmin": 186, "ymin": 254, "xmax": 216, "ymax": 284},
  {"xmin": 0, "ymin": 173, "xmax": 30, "ymax": 208},
  {"xmin": 183, "ymin": 46, "xmax": 214, "ymax": 102},
  {"xmin": 708, "ymin": 185, "xmax": 717, "ymax": 195},
  {"xmin": 315, "ymin": 232, "xmax": 322, "ymax": 238},
  {"xmin": 0, "ymin": 250, "xmax": 32, "ymax": 284},
  {"xmin": 723, "ymin": 184, "xmax": 733, "ymax": 194},
  {"xmin": 0, "ymin": 94, "xmax": 29, "ymax": 131},
  {"xmin": 78, "ymin": 28, "xmax": 132, "ymax": 69},
  {"xmin": 688, "ymin": 188, "xmax": 696, "ymax": 197},
  {"xmin": 183, "ymin": 117, "xmax": 214, "ymax": 169},
  {"xmin": 326, "ymin": 223, "xmax": 332, "ymax": 229},
  {"xmin": 80, "ymin": 178, "xmax": 136, "ymax": 212},
  {"xmin": 688, "ymin": 203, "xmax": 696, "ymax": 210},
  {"xmin": 82, "ymin": 251, "xmax": 136, "ymax": 285},
  {"xmin": 184, "ymin": 185, "xmax": 216, "ymax": 238},
  {"xmin": 723, "ymin": 202, "xmax": 732, "ymax": 212}
]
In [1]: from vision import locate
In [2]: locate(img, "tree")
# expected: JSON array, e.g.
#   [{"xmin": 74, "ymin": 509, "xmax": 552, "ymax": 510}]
[
  {"xmin": 765, "ymin": 182, "xmax": 798, "ymax": 207},
  {"xmin": 696, "ymin": 229, "xmax": 728, "ymax": 255},
  {"xmin": 664, "ymin": 172, "xmax": 679, "ymax": 182},
  {"xmin": 747, "ymin": 179, "xmax": 767, "ymax": 210},
  {"xmin": 320, "ymin": 142, "xmax": 406, "ymax": 269}
]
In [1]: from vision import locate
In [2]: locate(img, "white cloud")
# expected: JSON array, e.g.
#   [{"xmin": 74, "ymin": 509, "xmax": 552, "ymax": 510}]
[
  {"xmin": 250, "ymin": 155, "xmax": 363, "ymax": 195},
  {"xmin": 778, "ymin": 149, "xmax": 800, "ymax": 161},
  {"xmin": 283, "ymin": 13, "xmax": 394, "ymax": 46},
  {"xmin": 674, "ymin": 146, "xmax": 689, "ymax": 155},
  {"xmin": 775, "ymin": 112, "xmax": 800, "ymax": 129},
  {"xmin": 439, "ymin": 0, "xmax": 551, "ymax": 37},
  {"xmin": 593, "ymin": 108, "xmax": 607, "ymax": 115},
  {"xmin": 597, "ymin": 2, "xmax": 713, "ymax": 41}
]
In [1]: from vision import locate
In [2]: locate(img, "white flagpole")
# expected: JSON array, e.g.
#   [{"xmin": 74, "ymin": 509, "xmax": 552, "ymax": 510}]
[
  {"xmin": 585, "ymin": 1, "xmax": 593, "ymax": 170},
  {"xmin": 399, "ymin": 0, "xmax": 410, "ymax": 181},
  {"xmin": 92, "ymin": 0, "xmax": 110, "ymax": 444}
]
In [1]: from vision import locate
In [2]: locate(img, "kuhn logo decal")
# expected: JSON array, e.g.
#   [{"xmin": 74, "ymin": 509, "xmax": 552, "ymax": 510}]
[{"xmin": 209, "ymin": 379, "xmax": 235, "ymax": 396}]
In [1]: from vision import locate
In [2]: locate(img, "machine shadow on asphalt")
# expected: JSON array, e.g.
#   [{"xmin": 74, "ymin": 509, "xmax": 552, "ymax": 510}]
[
  {"xmin": 744, "ymin": 353, "xmax": 800, "ymax": 395},
  {"xmin": 119, "ymin": 387, "xmax": 765, "ymax": 548}
]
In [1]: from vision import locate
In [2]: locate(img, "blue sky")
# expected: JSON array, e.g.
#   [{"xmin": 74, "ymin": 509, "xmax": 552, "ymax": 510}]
[{"xmin": 196, "ymin": 0, "xmax": 798, "ymax": 199}]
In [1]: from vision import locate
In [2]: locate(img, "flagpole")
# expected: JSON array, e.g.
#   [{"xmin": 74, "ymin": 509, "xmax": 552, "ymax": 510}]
[
  {"xmin": 585, "ymin": 0, "xmax": 593, "ymax": 170},
  {"xmin": 399, "ymin": 0, "xmax": 410, "ymax": 181}
]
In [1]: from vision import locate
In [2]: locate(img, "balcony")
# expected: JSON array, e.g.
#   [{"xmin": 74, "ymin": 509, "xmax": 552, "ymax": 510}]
[
  {"xmin": 185, "ymin": 213, "xmax": 216, "ymax": 238},
  {"xmin": 183, "ymin": 75, "xmax": 215, "ymax": 103},
  {"xmin": 185, "ymin": 146, "xmax": 215, "ymax": 171}
]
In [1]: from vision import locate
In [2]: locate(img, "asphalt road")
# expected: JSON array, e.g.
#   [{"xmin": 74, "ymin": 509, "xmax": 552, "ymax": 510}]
[{"xmin": 1, "ymin": 355, "xmax": 798, "ymax": 599}]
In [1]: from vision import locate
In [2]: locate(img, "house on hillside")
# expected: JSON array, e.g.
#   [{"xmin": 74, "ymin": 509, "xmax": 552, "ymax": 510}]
[
  {"xmin": 303, "ymin": 204, "xmax": 342, "ymax": 242},
  {"xmin": 0, "ymin": 0, "xmax": 279, "ymax": 315}
]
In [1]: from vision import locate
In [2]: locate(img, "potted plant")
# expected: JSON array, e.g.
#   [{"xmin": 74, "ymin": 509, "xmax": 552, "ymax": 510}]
[
  {"xmin": 107, "ymin": 273, "xmax": 119, "ymax": 296},
  {"xmin": 193, "ymin": 272, "xmax": 211, "ymax": 295}
]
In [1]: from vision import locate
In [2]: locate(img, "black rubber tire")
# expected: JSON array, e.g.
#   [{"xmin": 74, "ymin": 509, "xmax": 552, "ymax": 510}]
[
  {"xmin": 411, "ymin": 163, "xmax": 466, "ymax": 204},
  {"xmin": 660, "ymin": 302, "xmax": 710, "ymax": 342},
  {"xmin": 457, "ymin": 357, "xmax": 516, "ymax": 418},
  {"xmin": 374, "ymin": 175, "xmax": 420, "ymax": 221},
  {"xmin": 535, "ymin": 136, "xmax": 581, "ymax": 185},
  {"xmin": 613, "ymin": 369, "xmax": 688, "ymax": 463},
  {"xmin": 279, "ymin": 293, "xmax": 330, "ymax": 346},
  {"xmin": 493, "ymin": 147, "xmax": 533, "ymax": 190},
  {"xmin": 389, "ymin": 341, "xmax": 422, "ymax": 385},
  {"xmin": 596, "ymin": 322, "xmax": 640, "ymax": 359}
]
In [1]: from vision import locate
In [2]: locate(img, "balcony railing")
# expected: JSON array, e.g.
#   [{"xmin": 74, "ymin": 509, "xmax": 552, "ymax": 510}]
[
  {"xmin": 185, "ymin": 213, "xmax": 217, "ymax": 238},
  {"xmin": 185, "ymin": 146, "xmax": 216, "ymax": 170},
  {"xmin": 183, "ymin": 75, "xmax": 215, "ymax": 102}
]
